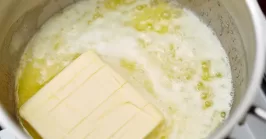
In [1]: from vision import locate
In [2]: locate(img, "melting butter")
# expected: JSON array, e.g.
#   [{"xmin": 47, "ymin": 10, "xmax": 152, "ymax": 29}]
[
  {"xmin": 17, "ymin": 0, "xmax": 233, "ymax": 138},
  {"xmin": 19, "ymin": 51, "xmax": 163, "ymax": 139}
]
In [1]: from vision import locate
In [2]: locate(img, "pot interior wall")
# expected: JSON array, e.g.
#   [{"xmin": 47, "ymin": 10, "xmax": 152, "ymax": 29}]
[{"xmin": 0, "ymin": 0, "xmax": 254, "ymax": 132}]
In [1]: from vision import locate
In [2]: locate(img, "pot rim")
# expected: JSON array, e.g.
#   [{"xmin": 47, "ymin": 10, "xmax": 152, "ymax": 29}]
[{"xmin": 209, "ymin": 0, "xmax": 266, "ymax": 138}]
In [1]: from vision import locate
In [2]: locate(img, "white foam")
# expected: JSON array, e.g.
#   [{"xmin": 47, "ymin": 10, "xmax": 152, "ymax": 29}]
[{"xmin": 21, "ymin": 0, "xmax": 233, "ymax": 138}]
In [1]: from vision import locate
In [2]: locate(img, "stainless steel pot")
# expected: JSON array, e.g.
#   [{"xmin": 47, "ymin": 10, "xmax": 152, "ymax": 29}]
[{"xmin": 0, "ymin": 0, "xmax": 265, "ymax": 139}]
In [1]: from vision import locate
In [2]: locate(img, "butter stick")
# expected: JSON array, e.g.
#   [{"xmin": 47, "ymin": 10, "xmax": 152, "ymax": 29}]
[{"xmin": 20, "ymin": 51, "xmax": 164, "ymax": 139}]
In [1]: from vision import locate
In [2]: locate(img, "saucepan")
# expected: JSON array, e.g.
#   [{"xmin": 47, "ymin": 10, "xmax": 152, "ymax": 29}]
[{"xmin": 0, "ymin": 0, "xmax": 265, "ymax": 138}]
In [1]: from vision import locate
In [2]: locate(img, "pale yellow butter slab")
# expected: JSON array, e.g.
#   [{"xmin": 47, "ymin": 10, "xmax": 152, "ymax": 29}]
[{"xmin": 20, "ymin": 51, "xmax": 163, "ymax": 139}]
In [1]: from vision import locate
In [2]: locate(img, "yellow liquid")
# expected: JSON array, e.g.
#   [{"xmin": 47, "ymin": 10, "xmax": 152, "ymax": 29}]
[
  {"xmin": 17, "ymin": 0, "xmax": 233, "ymax": 138},
  {"xmin": 17, "ymin": 53, "xmax": 79, "ymax": 138}
]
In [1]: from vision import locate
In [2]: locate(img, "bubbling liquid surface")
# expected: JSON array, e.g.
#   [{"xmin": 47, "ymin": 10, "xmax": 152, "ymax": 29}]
[{"xmin": 17, "ymin": 0, "xmax": 233, "ymax": 139}]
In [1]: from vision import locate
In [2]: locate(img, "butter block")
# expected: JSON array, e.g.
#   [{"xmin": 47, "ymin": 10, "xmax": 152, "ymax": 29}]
[{"xmin": 19, "ymin": 51, "xmax": 163, "ymax": 139}]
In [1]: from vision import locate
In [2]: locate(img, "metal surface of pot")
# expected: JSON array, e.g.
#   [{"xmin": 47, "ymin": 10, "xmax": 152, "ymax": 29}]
[{"xmin": 0, "ymin": 0, "xmax": 265, "ymax": 139}]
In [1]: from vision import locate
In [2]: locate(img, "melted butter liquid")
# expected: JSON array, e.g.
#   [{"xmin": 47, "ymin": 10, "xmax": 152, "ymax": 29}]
[{"xmin": 17, "ymin": 0, "xmax": 233, "ymax": 139}]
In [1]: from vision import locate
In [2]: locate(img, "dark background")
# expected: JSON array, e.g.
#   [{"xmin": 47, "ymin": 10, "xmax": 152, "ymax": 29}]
[
  {"xmin": 258, "ymin": 0, "xmax": 266, "ymax": 94},
  {"xmin": 258, "ymin": 0, "xmax": 266, "ymax": 15}
]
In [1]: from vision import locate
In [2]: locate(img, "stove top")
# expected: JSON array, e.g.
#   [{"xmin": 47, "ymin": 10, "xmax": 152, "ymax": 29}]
[{"xmin": 229, "ymin": 88, "xmax": 266, "ymax": 139}]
